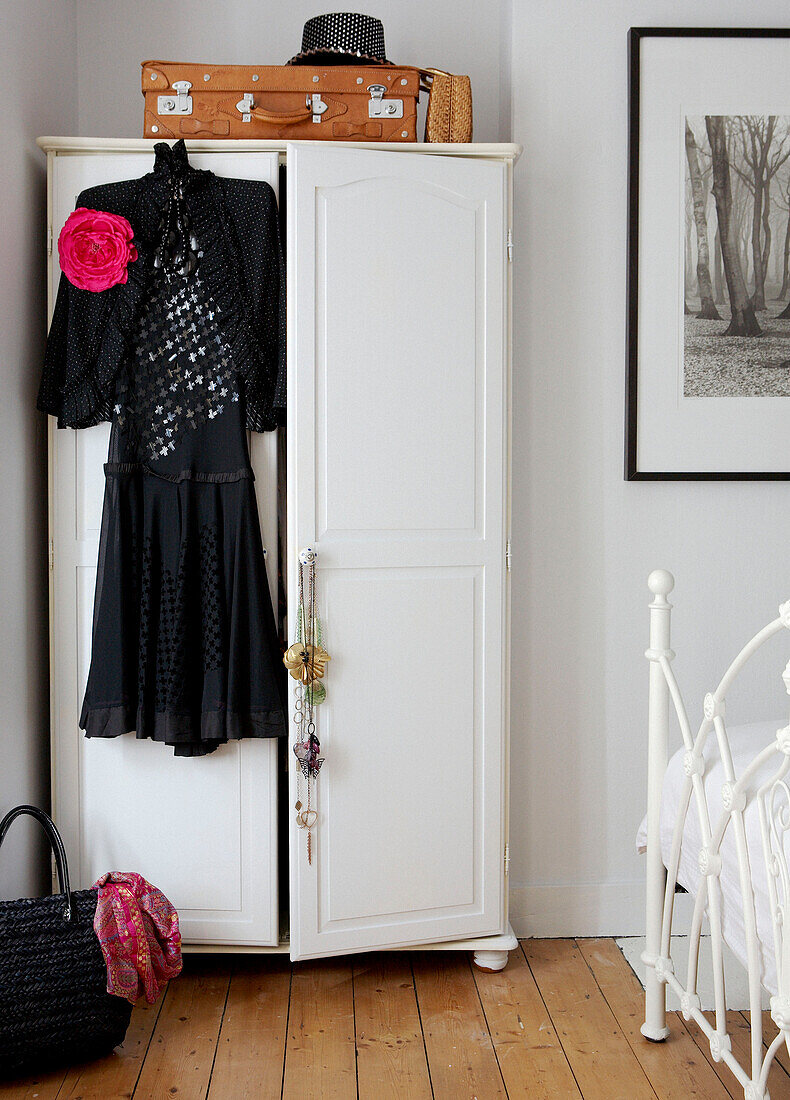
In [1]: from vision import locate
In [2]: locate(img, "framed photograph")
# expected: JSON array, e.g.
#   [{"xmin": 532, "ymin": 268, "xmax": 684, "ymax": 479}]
[{"xmin": 627, "ymin": 28, "xmax": 790, "ymax": 479}]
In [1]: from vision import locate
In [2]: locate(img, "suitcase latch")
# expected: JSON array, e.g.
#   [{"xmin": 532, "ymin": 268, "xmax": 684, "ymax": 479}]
[
  {"xmin": 367, "ymin": 84, "xmax": 404, "ymax": 119},
  {"xmin": 157, "ymin": 80, "xmax": 192, "ymax": 115}
]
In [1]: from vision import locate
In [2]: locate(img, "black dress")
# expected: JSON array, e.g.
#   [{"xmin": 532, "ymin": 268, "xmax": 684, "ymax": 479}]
[{"xmin": 38, "ymin": 141, "xmax": 288, "ymax": 756}]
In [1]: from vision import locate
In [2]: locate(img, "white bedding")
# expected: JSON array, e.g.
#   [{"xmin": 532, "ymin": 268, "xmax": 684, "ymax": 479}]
[{"xmin": 636, "ymin": 719, "xmax": 787, "ymax": 995}]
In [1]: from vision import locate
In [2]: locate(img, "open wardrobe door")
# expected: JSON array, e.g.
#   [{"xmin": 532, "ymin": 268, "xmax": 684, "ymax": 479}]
[{"xmin": 287, "ymin": 144, "xmax": 509, "ymax": 960}]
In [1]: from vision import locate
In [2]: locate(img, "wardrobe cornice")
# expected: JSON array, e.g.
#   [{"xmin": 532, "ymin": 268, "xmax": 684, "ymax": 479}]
[{"xmin": 37, "ymin": 136, "xmax": 523, "ymax": 163}]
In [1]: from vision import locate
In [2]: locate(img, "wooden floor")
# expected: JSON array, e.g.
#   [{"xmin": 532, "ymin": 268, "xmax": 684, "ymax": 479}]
[{"xmin": 6, "ymin": 938, "xmax": 790, "ymax": 1099}]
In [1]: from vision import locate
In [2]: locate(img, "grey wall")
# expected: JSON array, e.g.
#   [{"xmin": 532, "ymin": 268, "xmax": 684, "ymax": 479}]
[
  {"xmin": 9, "ymin": 0, "xmax": 790, "ymax": 935},
  {"xmin": 0, "ymin": 0, "xmax": 78, "ymax": 898},
  {"xmin": 509, "ymin": 0, "xmax": 790, "ymax": 935},
  {"xmin": 75, "ymin": 0, "xmax": 509, "ymax": 140}
]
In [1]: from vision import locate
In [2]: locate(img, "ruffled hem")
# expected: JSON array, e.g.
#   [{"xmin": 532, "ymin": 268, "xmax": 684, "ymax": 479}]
[
  {"xmin": 49, "ymin": 238, "xmax": 152, "ymax": 429},
  {"xmin": 38, "ymin": 367, "xmax": 112, "ymax": 428},
  {"xmin": 81, "ymin": 702, "xmax": 287, "ymax": 757},
  {"xmin": 103, "ymin": 463, "xmax": 255, "ymax": 484}
]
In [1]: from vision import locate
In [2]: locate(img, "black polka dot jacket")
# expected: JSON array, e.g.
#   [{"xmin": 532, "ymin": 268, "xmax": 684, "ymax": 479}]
[{"xmin": 38, "ymin": 140, "xmax": 286, "ymax": 432}]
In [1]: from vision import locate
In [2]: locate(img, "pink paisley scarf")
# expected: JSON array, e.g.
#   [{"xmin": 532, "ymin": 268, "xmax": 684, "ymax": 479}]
[{"xmin": 92, "ymin": 872, "xmax": 182, "ymax": 1004}]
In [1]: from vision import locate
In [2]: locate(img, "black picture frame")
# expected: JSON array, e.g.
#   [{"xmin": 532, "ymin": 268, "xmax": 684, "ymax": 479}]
[{"xmin": 626, "ymin": 26, "xmax": 790, "ymax": 481}]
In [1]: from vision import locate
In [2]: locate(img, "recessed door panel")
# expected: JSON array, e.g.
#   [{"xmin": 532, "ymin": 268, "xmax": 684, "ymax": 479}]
[
  {"xmin": 288, "ymin": 144, "xmax": 508, "ymax": 959},
  {"xmin": 315, "ymin": 177, "xmax": 481, "ymax": 538},
  {"xmin": 319, "ymin": 567, "xmax": 478, "ymax": 926}
]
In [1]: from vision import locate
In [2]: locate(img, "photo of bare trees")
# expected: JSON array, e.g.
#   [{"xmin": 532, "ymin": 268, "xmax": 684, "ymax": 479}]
[{"xmin": 684, "ymin": 115, "xmax": 790, "ymax": 397}]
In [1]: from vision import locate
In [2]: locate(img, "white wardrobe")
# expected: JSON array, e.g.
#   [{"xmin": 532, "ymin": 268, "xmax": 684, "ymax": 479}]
[{"xmin": 40, "ymin": 137, "xmax": 520, "ymax": 967}]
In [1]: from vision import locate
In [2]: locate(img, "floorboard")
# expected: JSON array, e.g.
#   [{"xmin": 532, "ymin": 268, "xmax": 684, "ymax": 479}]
[
  {"xmin": 56, "ymin": 995, "xmax": 164, "ymax": 1100},
  {"xmin": 759, "ymin": 1010, "xmax": 790, "ymax": 1076},
  {"xmin": 523, "ymin": 938, "xmax": 656, "ymax": 1100},
  {"xmin": 3, "ymin": 938, "xmax": 781, "ymax": 1099},
  {"xmin": 281, "ymin": 958, "xmax": 356, "ymax": 1100},
  {"xmin": 412, "ymin": 952, "xmax": 507, "ymax": 1100},
  {"xmin": 473, "ymin": 939, "xmax": 581, "ymax": 1098},
  {"xmin": 132, "ymin": 956, "xmax": 231, "ymax": 1100},
  {"xmin": 577, "ymin": 937, "xmax": 729, "ymax": 1099},
  {"xmin": 352, "ymin": 954, "xmax": 432, "ymax": 1100},
  {"xmin": 207, "ymin": 957, "xmax": 291, "ymax": 1100},
  {"xmin": 3, "ymin": 1070, "xmax": 68, "ymax": 1100},
  {"xmin": 739, "ymin": 1012, "xmax": 790, "ymax": 1099}
]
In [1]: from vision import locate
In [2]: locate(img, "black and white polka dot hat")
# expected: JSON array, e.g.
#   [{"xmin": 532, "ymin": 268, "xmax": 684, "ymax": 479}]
[{"xmin": 287, "ymin": 13, "xmax": 390, "ymax": 66}]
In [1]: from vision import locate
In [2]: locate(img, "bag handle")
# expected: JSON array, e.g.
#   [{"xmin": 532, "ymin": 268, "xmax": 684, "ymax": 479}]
[
  {"xmin": 402, "ymin": 65, "xmax": 431, "ymax": 96},
  {"xmin": 248, "ymin": 102, "xmax": 313, "ymax": 125},
  {"xmin": 0, "ymin": 805, "xmax": 74, "ymax": 922}
]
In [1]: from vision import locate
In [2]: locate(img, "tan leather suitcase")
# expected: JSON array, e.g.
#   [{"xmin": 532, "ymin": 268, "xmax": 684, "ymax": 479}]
[{"xmin": 142, "ymin": 60, "xmax": 419, "ymax": 141}]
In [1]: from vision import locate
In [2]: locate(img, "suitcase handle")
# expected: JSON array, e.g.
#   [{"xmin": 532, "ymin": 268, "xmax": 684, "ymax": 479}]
[
  {"xmin": 0, "ymin": 804, "xmax": 74, "ymax": 922},
  {"xmin": 247, "ymin": 102, "xmax": 313, "ymax": 125}
]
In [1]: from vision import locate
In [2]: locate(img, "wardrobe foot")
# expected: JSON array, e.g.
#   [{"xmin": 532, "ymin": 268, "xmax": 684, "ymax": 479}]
[{"xmin": 473, "ymin": 948, "xmax": 510, "ymax": 972}]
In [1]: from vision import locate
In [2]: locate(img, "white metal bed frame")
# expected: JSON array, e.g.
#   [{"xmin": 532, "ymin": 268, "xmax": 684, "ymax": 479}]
[{"xmin": 643, "ymin": 568, "xmax": 790, "ymax": 1100}]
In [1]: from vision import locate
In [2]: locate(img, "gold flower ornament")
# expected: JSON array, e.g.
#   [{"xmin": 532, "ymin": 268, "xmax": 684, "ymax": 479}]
[{"xmin": 283, "ymin": 642, "xmax": 331, "ymax": 684}]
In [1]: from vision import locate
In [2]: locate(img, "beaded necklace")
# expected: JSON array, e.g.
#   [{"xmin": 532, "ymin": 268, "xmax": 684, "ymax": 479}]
[{"xmin": 284, "ymin": 548, "xmax": 330, "ymax": 865}]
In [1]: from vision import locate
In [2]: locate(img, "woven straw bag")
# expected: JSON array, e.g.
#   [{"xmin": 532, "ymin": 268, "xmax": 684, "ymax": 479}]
[
  {"xmin": 421, "ymin": 68, "xmax": 473, "ymax": 143},
  {"xmin": 0, "ymin": 806, "xmax": 132, "ymax": 1076}
]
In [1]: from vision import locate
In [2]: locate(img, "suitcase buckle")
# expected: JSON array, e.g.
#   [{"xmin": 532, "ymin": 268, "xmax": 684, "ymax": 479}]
[
  {"xmin": 310, "ymin": 93, "xmax": 328, "ymax": 123},
  {"xmin": 236, "ymin": 93, "xmax": 254, "ymax": 122},
  {"xmin": 367, "ymin": 84, "xmax": 404, "ymax": 119},
  {"xmin": 158, "ymin": 80, "xmax": 192, "ymax": 116}
]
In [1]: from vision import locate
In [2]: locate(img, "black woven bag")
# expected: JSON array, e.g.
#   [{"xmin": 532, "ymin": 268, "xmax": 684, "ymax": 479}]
[{"xmin": 0, "ymin": 805, "xmax": 132, "ymax": 1076}]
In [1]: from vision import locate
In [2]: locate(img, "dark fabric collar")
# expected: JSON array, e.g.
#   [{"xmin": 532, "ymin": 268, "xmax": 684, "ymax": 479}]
[
  {"xmin": 152, "ymin": 138, "xmax": 192, "ymax": 179},
  {"xmin": 131, "ymin": 140, "xmax": 211, "ymax": 249}
]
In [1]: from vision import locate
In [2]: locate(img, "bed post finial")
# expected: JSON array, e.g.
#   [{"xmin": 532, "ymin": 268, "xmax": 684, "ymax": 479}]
[
  {"xmin": 642, "ymin": 569, "xmax": 673, "ymax": 1042},
  {"xmin": 648, "ymin": 569, "xmax": 674, "ymax": 602}
]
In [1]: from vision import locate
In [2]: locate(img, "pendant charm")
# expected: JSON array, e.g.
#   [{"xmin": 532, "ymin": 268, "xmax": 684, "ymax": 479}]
[
  {"xmin": 306, "ymin": 681, "xmax": 326, "ymax": 706},
  {"xmin": 295, "ymin": 800, "xmax": 302, "ymax": 812},
  {"xmin": 293, "ymin": 736, "xmax": 324, "ymax": 779},
  {"xmin": 283, "ymin": 642, "xmax": 331, "ymax": 684},
  {"xmin": 296, "ymin": 808, "xmax": 317, "ymax": 830}
]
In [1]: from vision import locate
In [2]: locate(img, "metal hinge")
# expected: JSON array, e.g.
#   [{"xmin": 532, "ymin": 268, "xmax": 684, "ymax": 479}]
[
  {"xmin": 506, "ymin": 228, "xmax": 513, "ymax": 262},
  {"xmin": 506, "ymin": 540, "xmax": 512, "ymax": 572},
  {"xmin": 504, "ymin": 843, "xmax": 510, "ymax": 876},
  {"xmin": 46, "ymin": 226, "xmax": 53, "ymax": 256},
  {"xmin": 49, "ymin": 539, "xmax": 54, "ymax": 572}
]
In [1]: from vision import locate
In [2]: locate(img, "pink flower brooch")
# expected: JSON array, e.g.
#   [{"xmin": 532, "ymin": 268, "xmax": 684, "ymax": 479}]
[{"xmin": 58, "ymin": 208, "xmax": 138, "ymax": 292}]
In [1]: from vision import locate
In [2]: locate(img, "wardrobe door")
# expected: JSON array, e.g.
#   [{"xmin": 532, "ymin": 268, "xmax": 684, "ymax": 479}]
[
  {"xmin": 287, "ymin": 145, "xmax": 508, "ymax": 959},
  {"xmin": 48, "ymin": 149, "xmax": 282, "ymax": 945}
]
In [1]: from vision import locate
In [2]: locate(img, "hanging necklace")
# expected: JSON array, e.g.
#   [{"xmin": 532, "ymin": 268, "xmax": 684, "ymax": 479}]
[
  {"xmin": 153, "ymin": 174, "xmax": 199, "ymax": 279},
  {"xmin": 284, "ymin": 548, "xmax": 330, "ymax": 865}
]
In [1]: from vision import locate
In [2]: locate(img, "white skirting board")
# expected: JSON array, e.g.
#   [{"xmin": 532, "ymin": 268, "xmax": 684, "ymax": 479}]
[
  {"xmin": 616, "ymin": 935, "xmax": 770, "ymax": 1013},
  {"xmin": 508, "ymin": 881, "xmax": 646, "ymax": 938}
]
